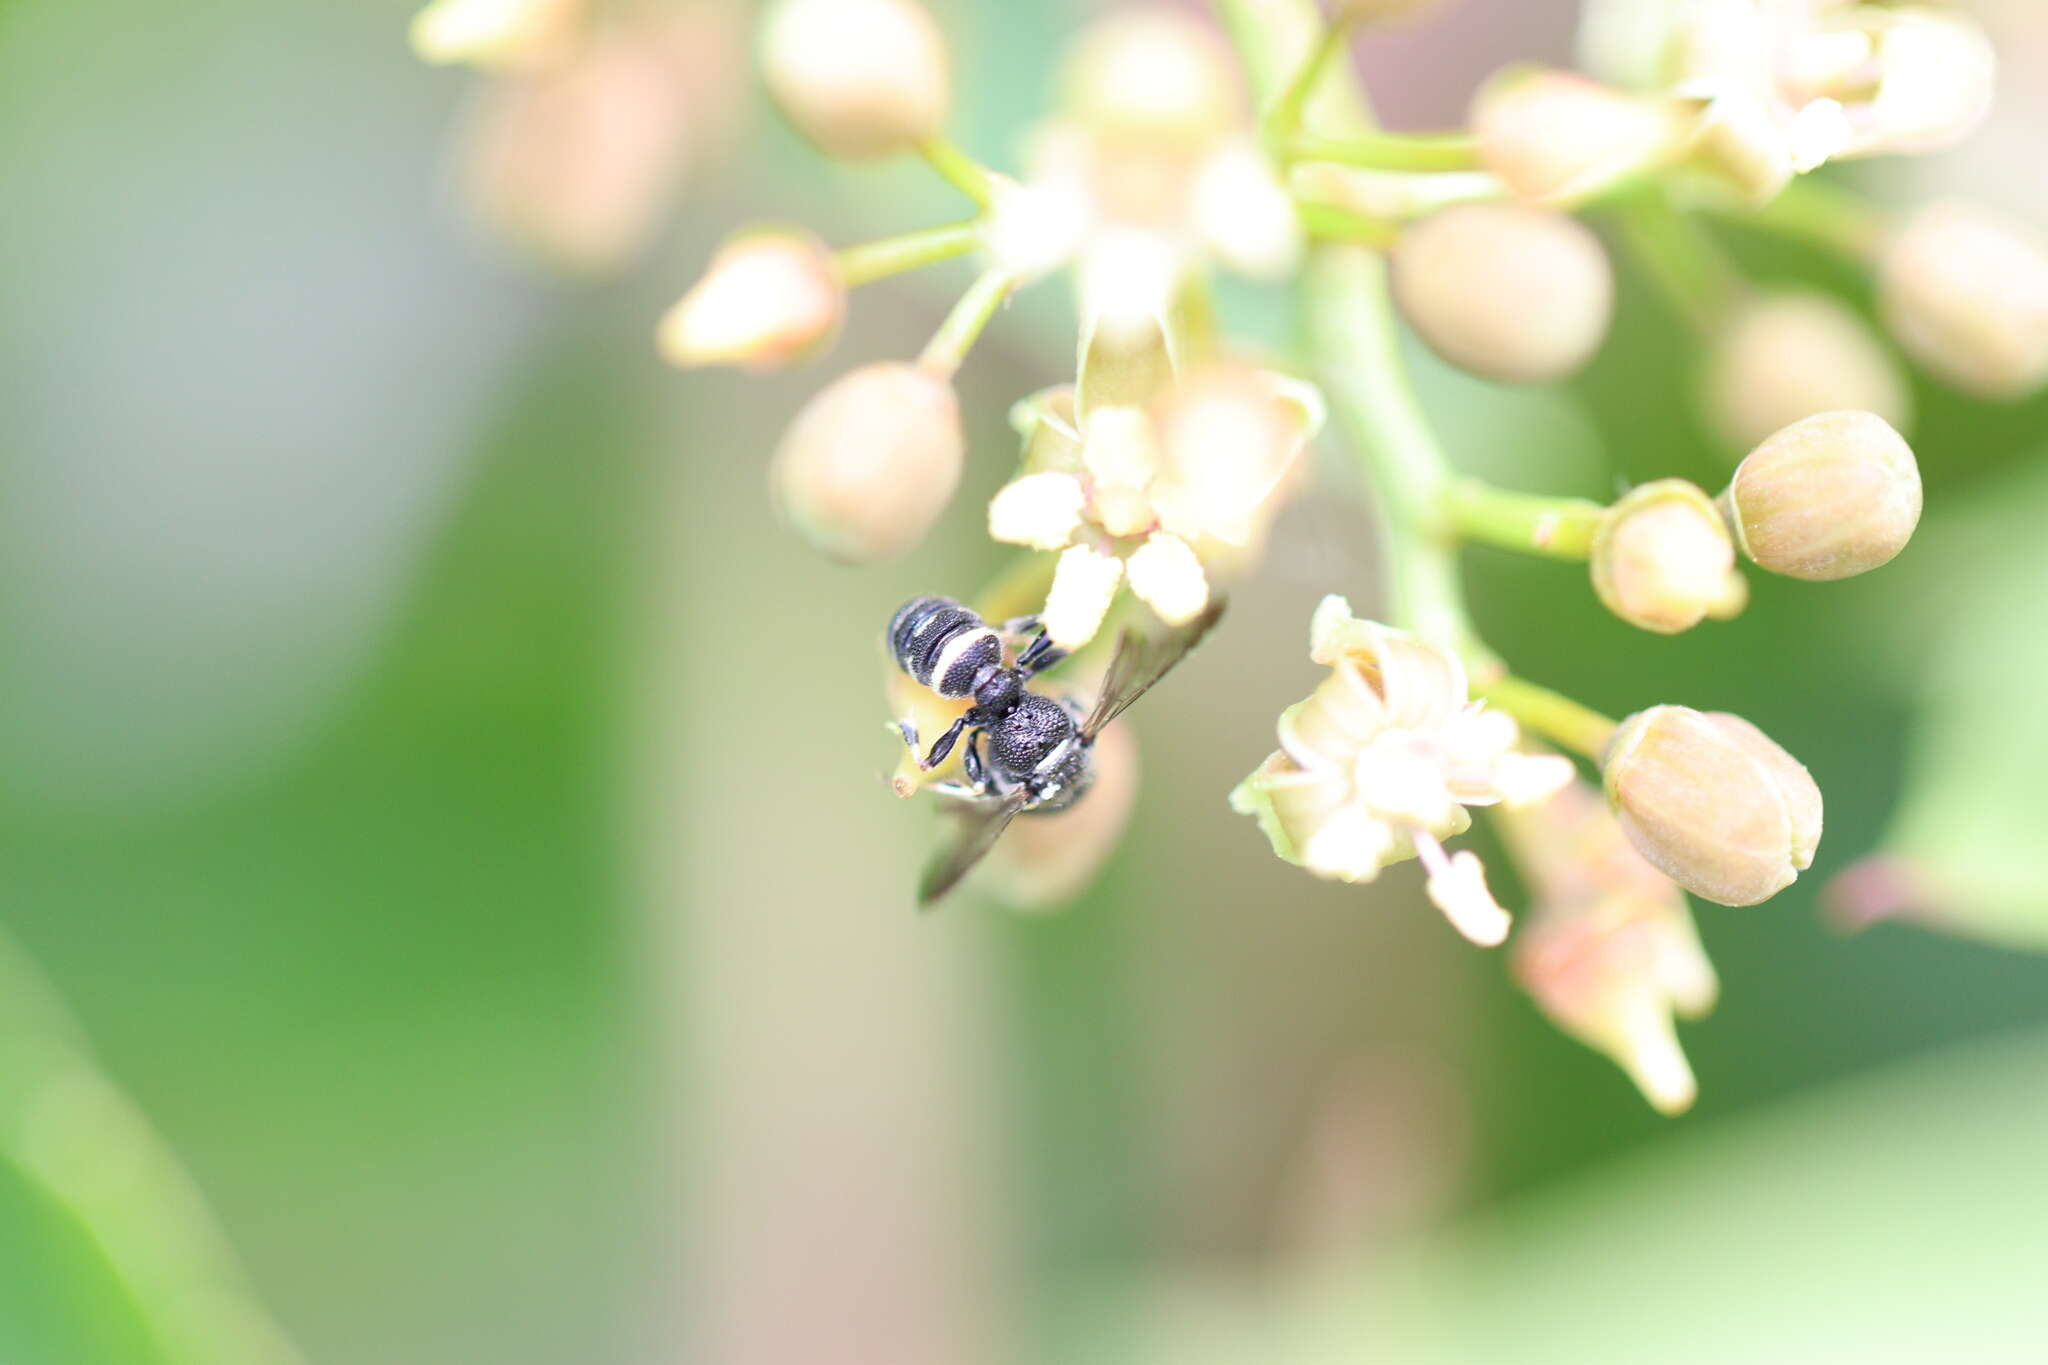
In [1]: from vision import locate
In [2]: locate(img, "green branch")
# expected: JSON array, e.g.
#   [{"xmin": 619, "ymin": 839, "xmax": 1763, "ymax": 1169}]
[
  {"xmin": 835, "ymin": 220, "xmax": 982, "ymax": 288},
  {"xmin": 1446, "ymin": 479, "xmax": 1607, "ymax": 560}
]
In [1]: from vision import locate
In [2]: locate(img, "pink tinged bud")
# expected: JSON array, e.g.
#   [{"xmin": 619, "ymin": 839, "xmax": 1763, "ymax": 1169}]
[
  {"xmin": 1880, "ymin": 201, "xmax": 2048, "ymax": 400},
  {"xmin": 1723, "ymin": 410, "xmax": 1921, "ymax": 581},
  {"xmin": 759, "ymin": 0, "xmax": 951, "ymax": 160},
  {"xmin": 1591, "ymin": 481, "xmax": 1739, "ymax": 635},
  {"xmin": 656, "ymin": 229, "xmax": 843, "ymax": 370},
  {"xmin": 1392, "ymin": 203, "xmax": 1613, "ymax": 385},
  {"xmin": 1055, "ymin": 8, "xmax": 1243, "ymax": 147},
  {"xmin": 1703, "ymin": 292, "xmax": 1910, "ymax": 454},
  {"xmin": 982, "ymin": 720, "xmax": 1140, "ymax": 910},
  {"xmin": 1471, "ymin": 66, "xmax": 1681, "ymax": 206},
  {"xmin": 1603, "ymin": 705, "xmax": 1823, "ymax": 907},
  {"xmin": 769, "ymin": 362, "xmax": 962, "ymax": 563},
  {"xmin": 458, "ymin": 26, "xmax": 695, "ymax": 271}
]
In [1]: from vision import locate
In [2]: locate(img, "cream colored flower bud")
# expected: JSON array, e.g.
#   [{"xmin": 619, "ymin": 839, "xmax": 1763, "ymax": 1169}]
[
  {"xmin": 1703, "ymin": 292, "xmax": 1909, "ymax": 453},
  {"xmin": 1392, "ymin": 203, "xmax": 1613, "ymax": 384},
  {"xmin": 411, "ymin": 0, "xmax": 580, "ymax": 69},
  {"xmin": 759, "ymin": 0, "xmax": 950, "ymax": 160},
  {"xmin": 1057, "ymin": 8, "xmax": 1242, "ymax": 147},
  {"xmin": 1857, "ymin": 9, "xmax": 1996, "ymax": 158},
  {"xmin": 770, "ymin": 362, "xmax": 962, "ymax": 562},
  {"xmin": 1591, "ymin": 481, "xmax": 1738, "ymax": 634},
  {"xmin": 1879, "ymin": 201, "xmax": 2048, "ymax": 399},
  {"xmin": 1603, "ymin": 705, "xmax": 1822, "ymax": 907},
  {"xmin": 657, "ymin": 229, "xmax": 843, "ymax": 370},
  {"xmin": 458, "ymin": 26, "xmax": 695, "ymax": 271},
  {"xmin": 1723, "ymin": 410, "xmax": 1921, "ymax": 581},
  {"xmin": 1471, "ymin": 66, "xmax": 1680, "ymax": 206},
  {"xmin": 983, "ymin": 720, "xmax": 1139, "ymax": 910}
]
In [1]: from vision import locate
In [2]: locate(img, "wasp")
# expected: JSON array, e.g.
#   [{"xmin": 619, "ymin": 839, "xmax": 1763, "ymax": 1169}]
[{"xmin": 888, "ymin": 594, "xmax": 1224, "ymax": 905}]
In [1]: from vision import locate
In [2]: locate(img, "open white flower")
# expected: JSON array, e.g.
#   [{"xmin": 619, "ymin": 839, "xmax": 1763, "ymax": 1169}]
[
  {"xmin": 992, "ymin": 321, "xmax": 1322, "ymax": 648},
  {"xmin": 980, "ymin": 8, "xmax": 1302, "ymax": 323},
  {"xmin": 1673, "ymin": 0, "xmax": 1995, "ymax": 202},
  {"xmin": 1231, "ymin": 597, "xmax": 1573, "ymax": 946}
]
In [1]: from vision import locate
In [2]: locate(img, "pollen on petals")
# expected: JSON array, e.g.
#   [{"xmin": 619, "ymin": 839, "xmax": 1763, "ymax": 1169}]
[
  {"xmin": 1044, "ymin": 543, "xmax": 1125, "ymax": 648},
  {"xmin": 988, "ymin": 472, "xmax": 1087, "ymax": 550},
  {"xmin": 1124, "ymin": 532, "xmax": 1208, "ymax": 626}
]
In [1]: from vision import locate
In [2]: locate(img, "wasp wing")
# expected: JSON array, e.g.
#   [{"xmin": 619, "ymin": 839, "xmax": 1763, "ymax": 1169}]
[
  {"xmin": 918, "ymin": 786, "xmax": 1034, "ymax": 908},
  {"xmin": 1081, "ymin": 598, "xmax": 1226, "ymax": 741}
]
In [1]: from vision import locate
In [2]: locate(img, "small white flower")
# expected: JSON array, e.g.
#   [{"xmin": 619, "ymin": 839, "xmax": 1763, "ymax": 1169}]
[{"xmin": 1232, "ymin": 597, "xmax": 1573, "ymax": 946}]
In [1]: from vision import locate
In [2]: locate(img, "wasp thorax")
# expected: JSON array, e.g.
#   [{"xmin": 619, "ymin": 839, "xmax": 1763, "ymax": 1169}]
[
  {"xmin": 1392, "ymin": 202, "xmax": 1613, "ymax": 384},
  {"xmin": 657, "ymin": 227, "xmax": 843, "ymax": 370},
  {"xmin": 1880, "ymin": 201, "xmax": 2048, "ymax": 400},
  {"xmin": 1591, "ymin": 481, "xmax": 1740, "ymax": 635},
  {"xmin": 1471, "ymin": 66, "xmax": 1680, "ymax": 207},
  {"xmin": 1703, "ymin": 292, "xmax": 1909, "ymax": 454},
  {"xmin": 1723, "ymin": 410, "xmax": 1921, "ymax": 581},
  {"xmin": 771, "ymin": 362, "xmax": 962, "ymax": 562},
  {"xmin": 1603, "ymin": 706, "xmax": 1823, "ymax": 907},
  {"xmin": 759, "ymin": 0, "xmax": 951, "ymax": 160}
]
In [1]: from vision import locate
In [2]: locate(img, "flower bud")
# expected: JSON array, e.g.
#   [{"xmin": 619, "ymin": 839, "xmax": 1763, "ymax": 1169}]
[
  {"xmin": 410, "ymin": 0, "xmax": 580, "ymax": 69},
  {"xmin": 1471, "ymin": 66, "xmax": 1680, "ymax": 206},
  {"xmin": 1603, "ymin": 705, "xmax": 1822, "ymax": 907},
  {"xmin": 1501, "ymin": 780, "xmax": 1717, "ymax": 1115},
  {"xmin": 982, "ymin": 719, "xmax": 1140, "ymax": 910},
  {"xmin": 1723, "ymin": 410, "xmax": 1921, "ymax": 581},
  {"xmin": 657, "ymin": 228, "xmax": 843, "ymax": 370},
  {"xmin": 1879, "ymin": 201, "xmax": 2048, "ymax": 399},
  {"xmin": 770, "ymin": 362, "xmax": 962, "ymax": 562},
  {"xmin": 1702, "ymin": 292, "xmax": 1910, "ymax": 454},
  {"xmin": 1590, "ymin": 481, "xmax": 1738, "ymax": 635},
  {"xmin": 759, "ymin": 0, "xmax": 951, "ymax": 160},
  {"xmin": 1056, "ymin": 8, "xmax": 1242, "ymax": 148},
  {"xmin": 458, "ymin": 25, "xmax": 696, "ymax": 271},
  {"xmin": 1392, "ymin": 203, "xmax": 1613, "ymax": 384}
]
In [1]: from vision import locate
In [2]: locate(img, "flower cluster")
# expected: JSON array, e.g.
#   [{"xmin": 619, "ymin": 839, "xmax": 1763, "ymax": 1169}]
[{"xmin": 413, "ymin": 0, "xmax": 2048, "ymax": 1110}]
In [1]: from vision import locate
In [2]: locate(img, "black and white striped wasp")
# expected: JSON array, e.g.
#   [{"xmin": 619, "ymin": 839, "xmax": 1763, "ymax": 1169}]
[{"xmin": 887, "ymin": 593, "xmax": 1225, "ymax": 906}]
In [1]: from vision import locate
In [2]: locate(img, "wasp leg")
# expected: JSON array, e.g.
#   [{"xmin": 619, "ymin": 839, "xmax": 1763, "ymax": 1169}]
[
  {"xmin": 896, "ymin": 717, "xmax": 919, "ymax": 749},
  {"xmin": 920, "ymin": 715, "xmax": 971, "ymax": 770},
  {"xmin": 963, "ymin": 728, "xmax": 991, "ymax": 793},
  {"xmin": 998, "ymin": 613, "xmax": 1041, "ymax": 638},
  {"xmin": 1017, "ymin": 630, "xmax": 1066, "ymax": 676}
]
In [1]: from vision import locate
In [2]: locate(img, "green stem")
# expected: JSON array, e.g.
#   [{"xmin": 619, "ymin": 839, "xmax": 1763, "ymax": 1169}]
[
  {"xmin": 1613, "ymin": 185, "xmax": 1744, "ymax": 334},
  {"xmin": 1472, "ymin": 674, "xmax": 1619, "ymax": 760},
  {"xmin": 1720, "ymin": 175, "xmax": 1889, "ymax": 261},
  {"xmin": 0, "ymin": 931, "xmax": 305, "ymax": 1365},
  {"xmin": 1260, "ymin": 16, "xmax": 1356, "ymax": 151},
  {"xmin": 916, "ymin": 135, "xmax": 997, "ymax": 208},
  {"xmin": 1445, "ymin": 479, "xmax": 1607, "ymax": 560},
  {"xmin": 1227, "ymin": 0, "xmax": 1475, "ymax": 655},
  {"xmin": 1303, "ymin": 245, "xmax": 1478, "ymax": 655},
  {"xmin": 917, "ymin": 268, "xmax": 1015, "ymax": 376},
  {"xmin": 1295, "ymin": 200, "xmax": 1400, "ymax": 248},
  {"xmin": 1289, "ymin": 131, "xmax": 1480, "ymax": 172},
  {"xmin": 835, "ymin": 220, "xmax": 982, "ymax": 288}
]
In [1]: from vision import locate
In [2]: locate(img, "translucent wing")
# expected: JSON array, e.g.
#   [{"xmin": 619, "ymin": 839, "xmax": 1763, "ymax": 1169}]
[
  {"xmin": 918, "ymin": 786, "xmax": 1034, "ymax": 908},
  {"xmin": 1081, "ymin": 598, "xmax": 1226, "ymax": 740}
]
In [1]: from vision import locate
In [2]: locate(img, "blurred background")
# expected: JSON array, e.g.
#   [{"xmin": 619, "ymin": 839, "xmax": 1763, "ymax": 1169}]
[{"xmin": 4, "ymin": 0, "xmax": 2048, "ymax": 1361}]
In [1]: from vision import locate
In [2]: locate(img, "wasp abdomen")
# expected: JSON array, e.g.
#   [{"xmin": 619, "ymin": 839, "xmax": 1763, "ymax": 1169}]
[{"xmin": 889, "ymin": 595, "xmax": 1003, "ymax": 699}]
